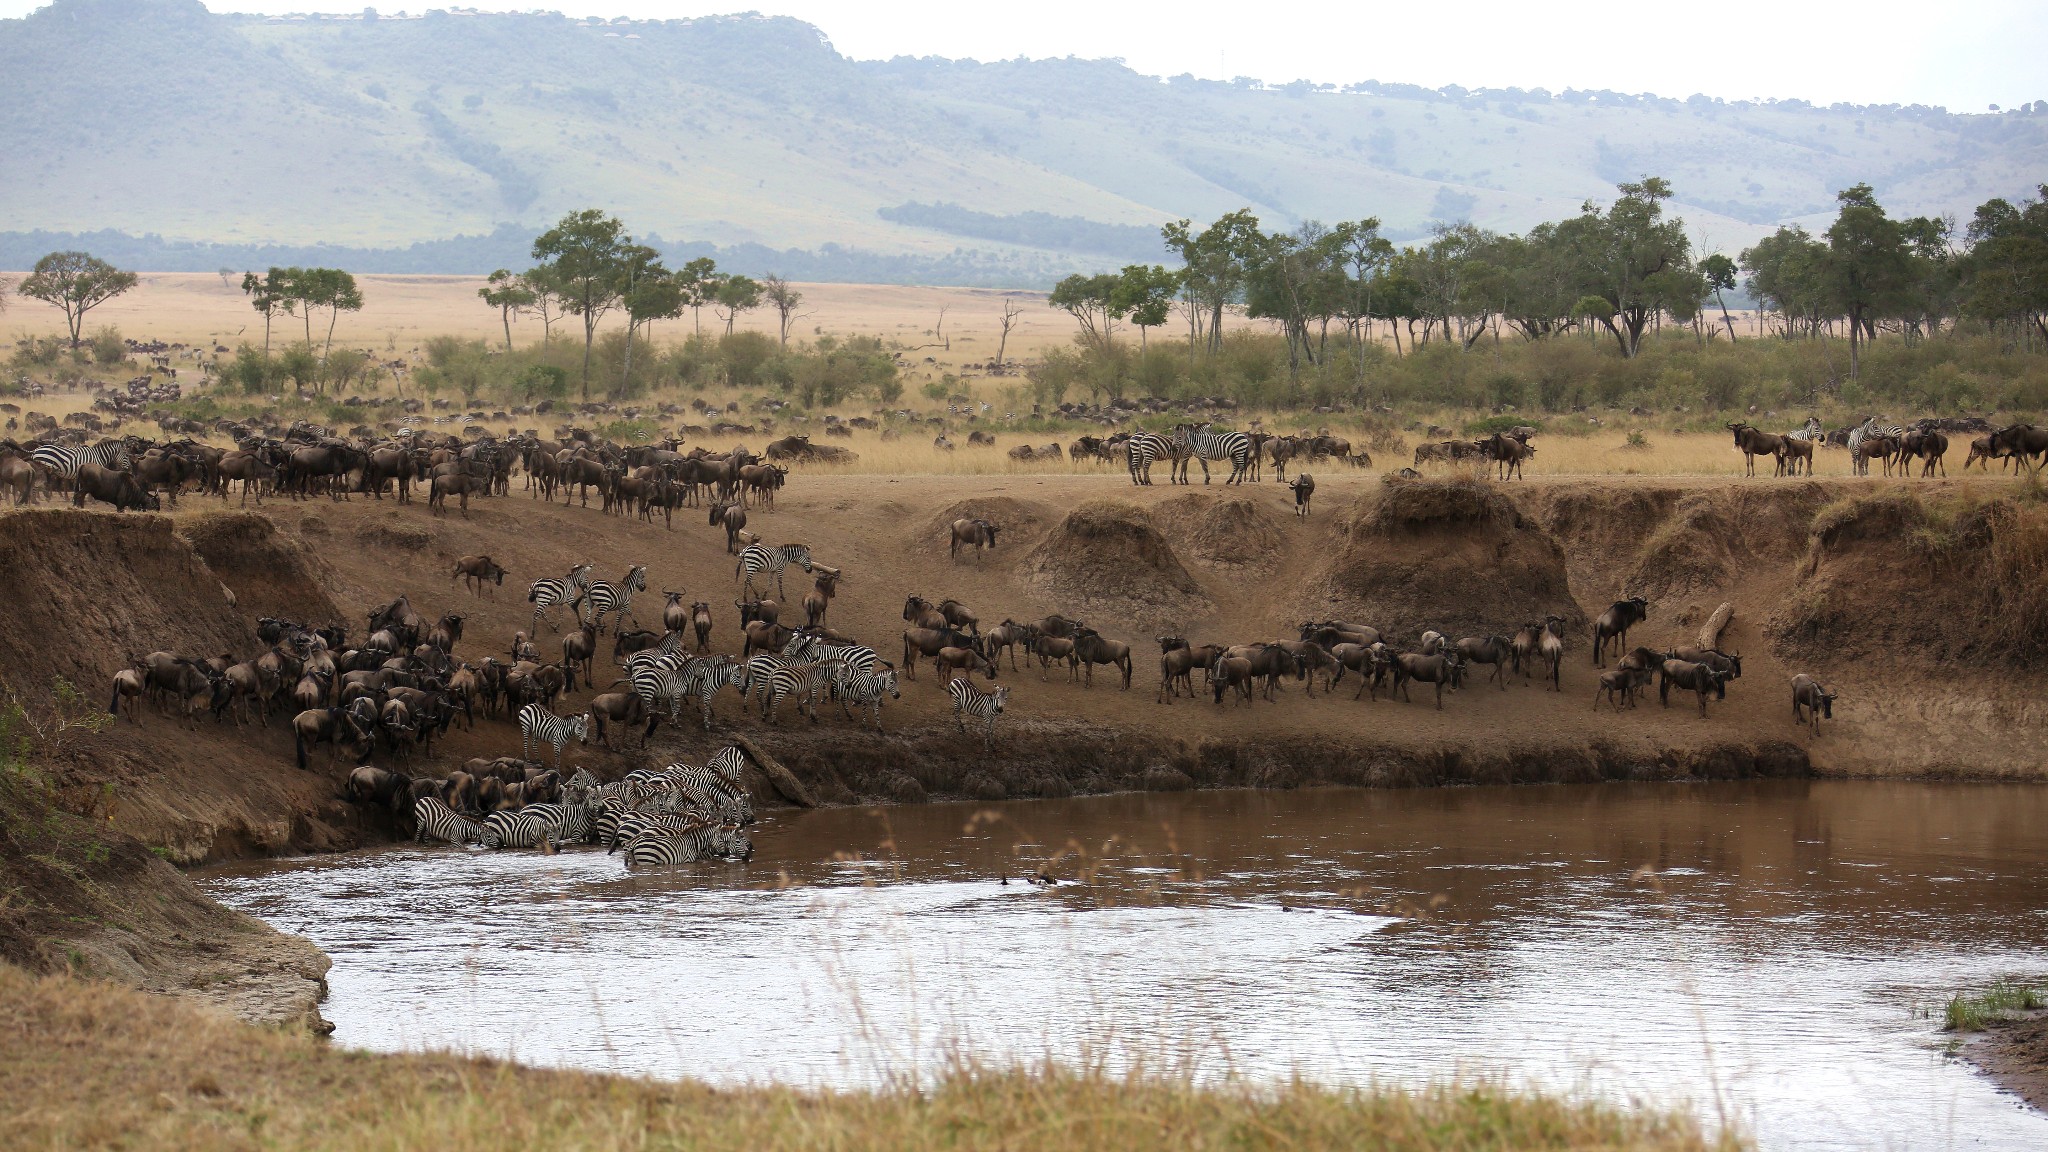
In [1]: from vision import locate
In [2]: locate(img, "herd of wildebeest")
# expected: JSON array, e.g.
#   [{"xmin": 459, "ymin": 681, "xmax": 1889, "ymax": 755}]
[{"xmin": 17, "ymin": 399, "xmax": 2015, "ymax": 869}]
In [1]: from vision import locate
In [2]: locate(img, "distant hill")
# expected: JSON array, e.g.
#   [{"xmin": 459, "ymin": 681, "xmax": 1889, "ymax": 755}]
[{"xmin": 3, "ymin": 0, "xmax": 2044, "ymax": 284}]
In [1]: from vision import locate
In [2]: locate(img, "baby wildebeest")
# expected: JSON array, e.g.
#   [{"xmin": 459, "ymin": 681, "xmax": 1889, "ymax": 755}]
[
  {"xmin": 1790, "ymin": 674, "xmax": 1837, "ymax": 735},
  {"xmin": 1593, "ymin": 667, "xmax": 1653, "ymax": 712}
]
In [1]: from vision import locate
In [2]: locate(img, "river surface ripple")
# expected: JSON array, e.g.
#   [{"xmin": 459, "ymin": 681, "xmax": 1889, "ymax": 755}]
[{"xmin": 202, "ymin": 780, "xmax": 2048, "ymax": 1151}]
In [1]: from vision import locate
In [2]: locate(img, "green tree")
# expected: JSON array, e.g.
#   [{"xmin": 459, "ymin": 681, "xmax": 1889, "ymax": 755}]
[
  {"xmin": 19, "ymin": 251, "xmax": 138, "ymax": 347},
  {"xmin": 1740, "ymin": 226, "xmax": 1832, "ymax": 339},
  {"xmin": 1822, "ymin": 184, "xmax": 1917, "ymax": 378},
  {"xmin": 530, "ymin": 208, "xmax": 629, "ymax": 399},
  {"xmin": 1962, "ymin": 184, "xmax": 2048, "ymax": 346},
  {"xmin": 241, "ymin": 269, "xmax": 287, "ymax": 360},
  {"xmin": 762, "ymin": 274, "xmax": 805, "ymax": 346},
  {"xmin": 1699, "ymin": 253, "xmax": 1740, "ymax": 341},
  {"xmin": 1557, "ymin": 177, "xmax": 1701, "ymax": 358},
  {"xmin": 616, "ymin": 245, "xmax": 679, "ymax": 397},
  {"xmin": 295, "ymin": 268, "xmax": 363, "ymax": 372},
  {"xmin": 1048, "ymin": 272, "xmax": 1122, "ymax": 351},
  {"xmin": 677, "ymin": 257, "xmax": 719, "ymax": 336},
  {"xmin": 1113, "ymin": 264, "xmax": 1180, "ymax": 352},
  {"xmin": 712, "ymin": 274, "xmax": 762, "ymax": 336},
  {"xmin": 478, "ymin": 268, "xmax": 538, "ymax": 351},
  {"xmin": 1163, "ymin": 209, "xmax": 1264, "ymax": 355}
]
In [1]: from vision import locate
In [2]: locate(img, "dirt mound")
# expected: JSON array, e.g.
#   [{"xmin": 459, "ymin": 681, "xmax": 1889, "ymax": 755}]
[
  {"xmin": 353, "ymin": 514, "xmax": 436, "ymax": 554},
  {"xmin": 1620, "ymin": 484, "xmax": 1836, "ymax": 603},
  {"xmin": 1021, "ymin": 501, "xmax": 1210, "ymax": 627},
  {"xmin": 1315, "ymin": 477, "xmax": 1583, "ymax": 644},
  {"xmin": 920, "ymin": 496, "xmax": 1052, "ymax": 555},
  {"xmin": 1152, "ymin": 494, "xmax": 1285, "ymax": 570},
  {"xmin": 0, "ymin": 511, "xmax": 253, "ymax": 692},
  {"xmin": 1769, "ymin": 493, "xmax": 2036, "ymax": 666},
  {"xmin": 178, "ymin": 513, "xmax": 345, "ymax": 627}
]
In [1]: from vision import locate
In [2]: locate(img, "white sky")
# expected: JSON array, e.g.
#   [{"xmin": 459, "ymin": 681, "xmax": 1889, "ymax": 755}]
[{"xmin": 8, "ymin": 1, "xmax": 2044, "ymax": 111}]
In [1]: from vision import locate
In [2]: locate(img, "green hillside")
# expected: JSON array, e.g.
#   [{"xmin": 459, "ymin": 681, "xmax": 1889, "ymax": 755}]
[{"xmin": 2, "ymin": 0, "xmax": 2044, "ymax": 280}]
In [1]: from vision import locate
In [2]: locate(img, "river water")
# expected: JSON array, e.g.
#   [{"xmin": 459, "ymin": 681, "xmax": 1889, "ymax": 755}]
[{"xmin": 202, "ymin": 780, "xmax": 2048, "ymax": 1150}]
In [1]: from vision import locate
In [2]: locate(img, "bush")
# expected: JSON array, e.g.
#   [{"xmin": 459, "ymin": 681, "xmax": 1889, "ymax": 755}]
[
  {"xmin": 88, "ymin": 326, "xmax": 126, "ymax": 366},
  {"xmin": 277, "ymin": 342, "xmax": 320, "ymax": 393},
  {"xmin": 226, "ymin": 344, "xmax": 271, "ymax": 394},
  {"xmin": 10, "ymin": 335, "xmax": 63, "ymax": 369}
]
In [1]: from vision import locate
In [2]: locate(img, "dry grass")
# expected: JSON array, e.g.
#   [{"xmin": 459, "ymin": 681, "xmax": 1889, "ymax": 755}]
[{"xmin": 0, "ymin": 964, "xmax": 1737, "ymax": 1152}]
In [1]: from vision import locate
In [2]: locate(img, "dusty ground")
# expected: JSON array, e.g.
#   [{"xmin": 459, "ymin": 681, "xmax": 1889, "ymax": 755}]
[{"xmin": 2, "ymin": 464, "xmax": 2040, "ymax": 874}]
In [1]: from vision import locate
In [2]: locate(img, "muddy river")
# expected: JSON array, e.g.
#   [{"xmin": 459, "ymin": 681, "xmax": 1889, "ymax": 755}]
[{"xmin": 203, "ymin": 781, "xmax": 2048, "ymax": 1150}]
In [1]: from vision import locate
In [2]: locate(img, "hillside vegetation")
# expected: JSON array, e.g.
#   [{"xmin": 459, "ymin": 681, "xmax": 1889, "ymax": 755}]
[{"xmin": 1, "ymin": 0, "xmax": 2043, "ymax": 281}]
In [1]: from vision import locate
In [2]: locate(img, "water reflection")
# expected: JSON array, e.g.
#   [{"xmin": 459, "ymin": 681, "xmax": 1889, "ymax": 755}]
[{"xmin": 203, "ymin": 781, "xmax": 2048, "ymax": 1151}]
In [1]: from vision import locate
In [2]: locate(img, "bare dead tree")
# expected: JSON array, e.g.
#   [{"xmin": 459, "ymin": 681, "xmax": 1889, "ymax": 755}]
[{"xmin": 996, "ymin": 299, "xmax": 1024, "ymax": 367}]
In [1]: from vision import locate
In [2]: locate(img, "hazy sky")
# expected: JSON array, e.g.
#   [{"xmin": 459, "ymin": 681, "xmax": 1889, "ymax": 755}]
[{"xmin": 10, "ymin": 1, "xmax": 2045, "ymax": 111}]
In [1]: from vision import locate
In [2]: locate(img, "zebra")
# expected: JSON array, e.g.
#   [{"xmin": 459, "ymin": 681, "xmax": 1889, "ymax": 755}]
[
  {"xmin": 660, "ymin": 760, "xmax": 753, "ymax": 823},
  {"xmin": 833, "ymin": 665, "xmax": 901, "ymax": 731},
  {"xmin": 518, "ymin": 702, "xmax": 589, "ymax": 768},
  {"xmin": 1171, "ymin": 422, "xmax": 1254, "ymax": 485},
  {"xmin": 622, "ymin": 823, "xmax": 752, "ymax": 868},
  {"xmin": 521, "ymin": 798, "xmax": 595, "ymax": 844},
  {"xmin": 707, "ymin": 745, "xmax": 750, "ymax": 794},
  {"xmin": 583, "ymin": 564, "xmax": 648, "ymax": 635},
  {"xmin": 678, "ymin": 656, "xmax": 747, "ymax": 729},
  {"xmin": 947, "ymin": 677, "xmax": 1010, "ymax": 749},
  {"xmin": 1785, "ymin": 416, "xmax": 1824, "ymax": 443},
  {"xmin": 607, "ymin": 811, "xmax": 708, "ymax": 853},
  {"xmin": 480, "ymin": 809, "xmax": 556, "ymax": 851},
  {"xmin": 784, "ymin": 631, "xmax": 881, "ymax": 674},
  {"xmin": 1125, "ymin": 432, "xmax": 1172, "ymax": 486},
  {"xmin": 627, "ymin": 661, "xmax": 693, "ymax": 724},
  {"xmin": 763, "ymin": 659, "xmax": 843, "ymax": 724},
  {"xmin": 412, "ymin": 796, "xmax": 483, "ymax": 846},
  {"xmin": 735, "ymin": 542, "xmax": 814, "ymax": 599},
  {"xmin": 30, "ymin": 440, "xmax": 132, "ymax": 505},
  {"xmin": 1847, "ymin": 418, "xmax": 1906, "ymax": 476},
  {"xmin": 528, "ymin": 563, "xmax": 594, "ymax": 632}
]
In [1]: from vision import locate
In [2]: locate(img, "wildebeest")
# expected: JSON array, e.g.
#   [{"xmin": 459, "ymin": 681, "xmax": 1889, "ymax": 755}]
[
  {"xmin": 1288, "ymin": 473, "xmax": 1315, "ymax": 517},
  {"xmin": 950, "ymin": 518, "xmax": 1000, "ymax": 559},
  {"xmin": 1454, "ymin": 635, "xmax": 1513, "ymax": 690},
  {"xmin": 1669, "ymin": 647, "xmax": 1741, "ymax": 695},
  {"xmin": 1026, "ymin": 631, "xmax": 1079, "ymax": 682},
  {"xmin": 901, "ymin": 625, "xmax": 979, "ymax": 680},
  {"xmin": 1988, "ymin": 424, "xmax": 2048, "ymax": 474},
  {"xmin": 711, "ymin": 500, "xmax": 748, "ymax": 553},
  {"xmin": 1210, "ymin": 655, "xmax": 1257, "ymax": 706},
  {"xmin": 1777, "ymin": 436, "xmax": 1814, "ymax": 476},
  {"xmin": 76, "ymin": 463, "xmax": 158, "ymax": 512},
  {"xmin": 1157, "ymin": 640, "xmax": 1225, "ymax": 704},
  {"xmin": 1899, "ymin": 429, "xmax": 1949, "ymax": 478},
  {"xmin": 1791, "ymin": 673, "xmax": 1836, "ymax": 735},
  {"xmin": 1071, "ymin": 628, "xmax": 1133, "ymax": 690},
  {"xmin": 804, "ymin": 569, "xmax": 839, "ymax": 628},
  {"xmin": 1592, "ymin": 598, "xmax": 1648, "ymax": 666},
  {"xmin": 293, "ymin": 706, "xmax": 367, "ymax": 769},
  {"xmin": 1658, "ymin": 660, "xmax": 1733, "ymax": 717},
  {"xmin": 1727, "ymin": 422, "xmax": 1785, "ymax": 477},
  {"xmin": 1391, "ymin": 652, "xmax": 1464, "ymax": 709},
  {"xmin": 452, "ymin": 555, "xmax": 506, "ymax": 596},
  {"xmin": 107, "ymin": 666, "xmax": 146, "ymax": 723},
  {"xmin": 1479, "ymin": 432, "xmax": 1534, "ymax": 480},
  {"xmin": 691, "ymin": 601, "xmax": 714, "ymax": 652},
  {"xmin": 933, "ymin": 644, "xmax": 996, "ymax": 685}
]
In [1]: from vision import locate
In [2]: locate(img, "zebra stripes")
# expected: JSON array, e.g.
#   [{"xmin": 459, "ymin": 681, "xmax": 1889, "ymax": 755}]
[
  {"xmin": 31, "ymin": 440, "xmax": 132, "ymax": 505},
  {"xmin": 1125, "ymin": 432, "xmax": 1172, "ymax": 486},
  {"xmin": 763, "ymin": 659, "xmax": 843, "ymax": 724},
  {"xmin": 480, "ymin": 809, "xmax": 556, "ymax": 851},
  {"xmin": 783, "ymin": 632, "xmax": 881, "ymax": 674},
  {"xmin": 1848, "ymin": 418, "xmax": 1906, "ymax": 476},
  {"xmin": 1785, "ymin": 417, "xmax": 1824, "ymax": 443},
  {"xmin": 412, "ymin": 796, "xmax": 483, "ymax": 846},
  {"xmin": 583, "ymin": 564, "xmax": 647, "ymax": 635},
  {"xmin": 518, "ymin": 702, "xmax": 588, "ymax": 768},
  {"xmin": 1171, "ymin": 422, "xmax": 1254, "ymax": 485},
  {"xmin": 735, "ymin": 542, "xmax": 813, "ymax": 598},
  {"xmin": 528, "ymin": 563, "xmax": 594, "ymax": 632},
  {"xmin": 622, "ymin": 822, "xmax": 751, "ymax": 868},
  {"xmin": 947, "ymin": 677, "xmax": 1010, "ymax": 748},
  {"xmin": 678, "ymin": 656, "xmax": 746, "ymax": 729},
  {"xmin": 833, "ymin": 665, "xmax": 901, "ymax": 731}
]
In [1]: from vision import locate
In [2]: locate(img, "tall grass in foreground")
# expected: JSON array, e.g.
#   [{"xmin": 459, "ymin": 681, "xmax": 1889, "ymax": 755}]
[{"xmin": 0, "ymin": 965, "xmax": 1739, "ymax": 1152}]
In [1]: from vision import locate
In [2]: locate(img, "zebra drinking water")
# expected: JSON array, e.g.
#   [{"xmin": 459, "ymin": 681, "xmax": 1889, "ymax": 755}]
[
  {"xmin": 517, "ymin": 702, "xmax": 589, "ymax": 768},
  {"xmin": 528, "ymin": 563, "xmax": 594, "ymax": 632},
  {"xmin": 412, "ymin": 796, "xmax": 483, "ymax": 846},
  {"xmin": 735, "ymin": 542, "xmax": 814, "ymax": 599}
]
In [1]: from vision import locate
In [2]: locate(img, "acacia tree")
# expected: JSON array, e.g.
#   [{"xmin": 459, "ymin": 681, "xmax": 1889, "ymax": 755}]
[
  {"xmin": 298, "ymin": 268, "xmax": 364, "ymax": 371},
  {"xmin": 713, "ymin": 274, "xmax": 762, "ymax": 336},
  {"xmin": 478, "ymin": 268, "xmax": 538, "ymax": 351},
  {"xmin": 1962, "ymin": 184, "xmax": 2048, "ymax": 347},
  {"xmin": 761, "ymin": 274, "xmax": 805, "ymax": 346},
  {"xmin": 1561, "ymin": 177, "xmax": 1701, "ymax": 358},
  {"xmin": 1113, "ymin": 264, "xmax": 1180, "ymax": 352},
  {"xmin": 241, "ymin": 269, "xmax": 286, "ymax": 359},
  {"xmin": 1047, "ymin": 272, "xmax": 1121, "ymax": 351},
  {"xmin": 1699, "ymin": 253, "xmax": 1740, "ymax": 341},
  {"xmin": 530, "ymin": 208, "xmax": 629, "ymax": 398},
  {"xmin": 21, "ymin": 251, "xmax": 138, "ymax": 347},
  {"xmin": 677, "ymin": 257, "xmax": 719, "ymax": 336},
  {"xmin": 1163, "ymin": 209, "xmax": 1264, "ymax": 355},
  {"xmin": 1823, "ymin": 184, "xmax": 1931, "ymax": 378},
  {"xmin": 616, "ymin": 245, "xmax": 680, "ymax": 397}
]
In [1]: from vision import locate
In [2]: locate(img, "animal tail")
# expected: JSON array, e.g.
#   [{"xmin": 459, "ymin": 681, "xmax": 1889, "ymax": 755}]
[
  {"xmin": 295, "ymin": 730, "xmax": 309, "ymax": 771},
  {"xmin": 108, "ymin": 681, "xmax": 122, "ymax": 717}
]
